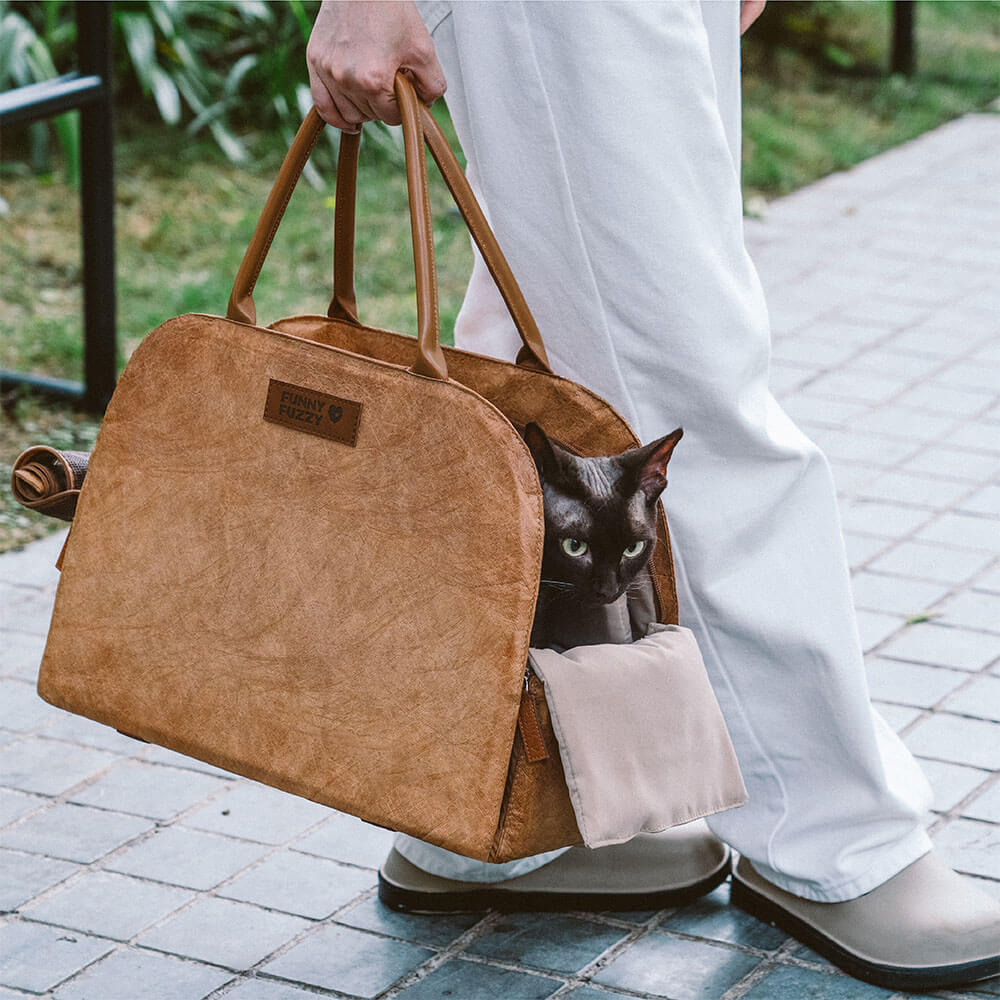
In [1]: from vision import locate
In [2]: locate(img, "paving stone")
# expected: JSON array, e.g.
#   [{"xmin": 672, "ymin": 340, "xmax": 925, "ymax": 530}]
[
  {"xmin": 819, "ymin": 429, "xmax": 916, "ymax": 468},
  {"xmin": 850, "ymin": 573, "xmax": 951, "ymax": 617},
  {"xmin": 0, "ymin": 849, "xmax": 78, "ymax": 911},
  {"xmin": 563, "ymin": 989, "xmax": 625, "ymax": 1000},
  {"xmin": 916, "ymin": 512, "xmax": 1000, "ymax": 553},
  {"xmin": 963, "ymin": 780, "xmax": 1000, "ymax": 823},
  {"xmin": 466, "ymin": 912, "xmax": 627, "ymax": 974},
  {"xmin": 936, "ymin": 360, "xmax": 1000, "ymax": 393},
  {"xmin": 867, "ymin": 542, "xmax": 994, "ymax": 586},
  {"xmin": 878, "ymin": 624, "xmax": 1000, "ymax": 672},
  {"xmin": 864, "ymin": 658, "xmax": 967, "ymax": 708},
  {"xmin": 106, "ymin": 826, "xmax": 267, "ymax": 890},
  {"xmin": 52, "ymin": 947, "xmax": 233, "ymax": 1000},
  {"xmin": 219, "ymin": 851, "xmax": 375, "ymax": 919},
  {"xmin": 960, "ymin": 485, "xmax": 1000, "ymax": 516},
  {"xmin": 831, "ymin": 462, "xmax": 880, "ymax": 495},
  {"xmin": 839, "ymin": 500, "xmax": 932, "ymax": 538},
  {"xmin": 932, "ymin": 819, "xmax": 1000, "ymax": 880},
  {"xmin": 975, "ymin": 565, "xmax": 1000, "ymax": 595},
  {"xmin": 919, "ymin": 759, "xmax": 993, "ymax": 813},
  {"xmin": 0, "ymin": 803, "xmax": 152, "ymax": 864},
  {"xmin": 902, "ymin": 446, "xmax": 1000, "ymax": 486},
  {"xmin": 661, "ymin": 884, "xmax": 788, "ymax": 951},
  {"xmin": 0, "ymin": 631, "xmax": 45, "ymax": 679},
  {"xmin": 140, "ymin": 744, "xmax": 238, "ymax": 780},
  {"xmin": 855, "ymin": 471, "xmax": 973, "ymax": 510},
  {"xmin": 804, "ymin": 370, "xmax": 907, "ymax": 405},
  {"xmin": 222, "ymin": 981, "xmax": 319, "ymax": 1000},
  {"xmin": 942, "ymin": 675, "xmax": 1000, "ymax": 722},
  {"xmin": 293, "ymin": 812, "xmax": 396, "ymax": 869},
  {"xmin": 0, "ymin": 920, "xmax": 113, "ymax": 994},
  {"xmin": 873, "ymin": 702, "xmax": 924, "ymax": 734},
  {"xmin": 772, "ymin": 338, "xmax": 860, "ymax": 369},
  {"xmin": 937, "ymin": 591, "xmax": 1000, "ymax": 633},
  {"xmin": 0, "ymin": 737, "xmax": 118, "ymax": 796},
  {"xmin": 842, "ymin": 533, "xmax": 889, "ymax": 570},
  {"xmin": 262, "ymin": 923, "xmax": 432, "ymax": 996},
  {"xmin": 1, "ymin": 591, "xmax": 56, "ymax": 636},
  {"xmin": 905, "ymin": 714, "xmax": 1000, "ymax": 770},
  {"xmin": 847, "ymin": 406, "xmax": 959, "ymax": 443},
  {"xmin": 138, "ymin": 896, "xmax": 309, "ymax": 972},
  {"xmin": 69, "ymin": 760, "xmax": 226, "ymax": 820},
  {"xmin": 41, "ymin": 712, "xmax": 151, "ymax": 755},
  {"xmin": 948, "ymin": 423, "xmax": 1000, "ymax": 456},
  {"xmin": 740, "ymin": 962, "xmax": 895, "ymax": 998},
  {"xmin": 0, "ymin": 532, "xmax": 65, "ymax": 588},
  {"xmin": 0, "ymin": 789, "xmax": 45, "ymax": 828},
  {"xmin": 855, "ymin": 611, "xmax": 903, "ymax": 653},
  {"xmin": 593, "ymin": 932, "xmax": 762, "ymax": 998},
  {"xmin": 181, "ymin": 781, "xmax": 331, "ymax": 844},
  {"xmin": 0, "ymin": 680, "xmax": 62, "ymax": 733},
  {"xmin": 396, "ymin": 958, "xmax": 562, "ymax": 1000},
  {"xmin": 335, "ymin": 896, "xmax": 483, "ymax": 948},
  {"xmin": 778, "ymin": 395, "xmax": 864, "ymax": 429},
  {"xmin": 21, "ymin": 870, "xmax": 192, "ymax": 941}
]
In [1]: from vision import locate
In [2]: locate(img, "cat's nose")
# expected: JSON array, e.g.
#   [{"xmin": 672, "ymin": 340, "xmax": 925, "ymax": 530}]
[{"xmin": 594, "ymin": 582, "xmax": 622, "ymax": 603}]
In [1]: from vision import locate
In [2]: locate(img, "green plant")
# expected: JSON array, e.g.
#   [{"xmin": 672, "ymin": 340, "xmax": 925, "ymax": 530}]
[
  {"xmin": 0, "ymin": 1, "xmax": 80, "ymax": 183},
  {"xmin": 5, "ymin": 0, "xmax": 410, "ymax": 178}
]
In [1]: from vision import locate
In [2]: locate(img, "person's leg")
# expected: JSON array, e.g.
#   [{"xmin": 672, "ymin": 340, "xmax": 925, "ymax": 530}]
[
  {"xmin": 412, "ymin": 0, "xmax": 931, "ymax": 900},
  {"xmin": 391, "ymin": 1, "xmax": 1000, "ymax": 987}
]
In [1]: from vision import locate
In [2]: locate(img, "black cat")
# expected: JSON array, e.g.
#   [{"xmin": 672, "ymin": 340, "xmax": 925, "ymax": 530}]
[{"xmin": 521, "ymin": 422, "xmax": 683, "ymax": 647}]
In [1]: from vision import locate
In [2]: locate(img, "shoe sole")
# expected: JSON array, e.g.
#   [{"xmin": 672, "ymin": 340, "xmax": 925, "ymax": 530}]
[
  {"xmin": 731, "ymin": 872, "xmax": 1000, "ymax": 991},
  {"xmin": 379, "ymin": 850, "xmax": 732, "ymax": 914}
]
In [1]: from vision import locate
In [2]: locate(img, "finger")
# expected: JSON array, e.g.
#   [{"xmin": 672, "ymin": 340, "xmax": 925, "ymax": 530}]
[
  {"xmin": 308, "ymin": 67, "xmax": 360, "ymax": 132},
  {"xmin": 404, "ymin": 59, "xmax": 447, "ymax": 105},
  {"xmin": 334, "ymin": 90, "xmax": 371, "ymax": 131},
  {"xmin": 740, "ymin": 0, "xmax": 766, "ymax": 35}
]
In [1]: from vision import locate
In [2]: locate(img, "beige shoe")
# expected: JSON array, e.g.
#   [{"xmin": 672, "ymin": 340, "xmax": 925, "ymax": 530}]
[
  {"xmin": 731, "ymin": 853, "xmax": 1000, "ymax": 990},
  {"xmin": 379, "ymin": 822, "xmax": 730, "ymax": 913}
]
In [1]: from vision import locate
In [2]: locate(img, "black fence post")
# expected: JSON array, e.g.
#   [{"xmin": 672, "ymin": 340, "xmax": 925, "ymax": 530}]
[
  {"xmin": 0, "ymin": 1, "xmax": 117, "ymax": 413},
  {"xmin": 76, "ymin": 1, "xmax": 117, "ymax": 412},
  {"xmin": 891, "ymin": 0, "xmax": 916, "ymax": 76}
]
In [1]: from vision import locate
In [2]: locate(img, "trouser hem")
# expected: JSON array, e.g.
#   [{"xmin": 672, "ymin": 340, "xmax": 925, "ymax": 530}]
[{"xmin": 747, "ymin": 827, "xmax": 933, "ymax": 903}]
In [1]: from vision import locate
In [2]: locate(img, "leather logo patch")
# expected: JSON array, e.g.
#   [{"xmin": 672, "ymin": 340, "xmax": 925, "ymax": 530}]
[{"xmin": 264, "ymin": 379, "xmax": 361, "ymax": 446}]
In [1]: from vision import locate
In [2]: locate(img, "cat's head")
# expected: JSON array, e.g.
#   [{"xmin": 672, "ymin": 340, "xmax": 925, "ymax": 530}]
[{"xmin": 522, "ymin": 423, "xmax": 683, "ymax": 605}]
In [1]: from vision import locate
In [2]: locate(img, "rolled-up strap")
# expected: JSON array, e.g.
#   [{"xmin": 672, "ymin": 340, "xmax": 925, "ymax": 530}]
[{"xmin": 11, "ymin": 446, "xmax": 90, "ymax": 522}]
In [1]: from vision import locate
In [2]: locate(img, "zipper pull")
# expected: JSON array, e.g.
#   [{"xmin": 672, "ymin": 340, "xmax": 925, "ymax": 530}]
[{"xmin": 518, "ymin": 667, "xmax": 549, "ymax": 763}]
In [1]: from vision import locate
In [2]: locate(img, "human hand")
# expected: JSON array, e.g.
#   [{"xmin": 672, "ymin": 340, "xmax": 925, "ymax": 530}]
[
  {"xmin": 740, "ymin": 0, "xmax": 766, "ymax": 35},
  {"xmin": 307, "ymin": 0, "xmax": 447, "ymax": 133}
]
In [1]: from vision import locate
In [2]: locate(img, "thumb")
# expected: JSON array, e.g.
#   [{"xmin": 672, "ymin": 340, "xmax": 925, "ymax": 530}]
[{"xmin": 400, "ymin": 61, "xmax": 447, "ymax": 106}]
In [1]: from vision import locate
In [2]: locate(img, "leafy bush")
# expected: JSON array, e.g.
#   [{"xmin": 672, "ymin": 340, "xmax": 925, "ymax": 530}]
[{"xmin": 4, "ymin": 1, "xmax": 405, "ymax": 176}]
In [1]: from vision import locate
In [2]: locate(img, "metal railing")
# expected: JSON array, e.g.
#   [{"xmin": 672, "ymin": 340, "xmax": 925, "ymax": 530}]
[{"xmin": 0, "ymin": 1, "xmax": 116, "ymax": 413}]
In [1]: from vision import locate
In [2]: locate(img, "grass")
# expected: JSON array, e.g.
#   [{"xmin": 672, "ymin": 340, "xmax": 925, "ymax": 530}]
[
  {"xmin": 740, "ymin": 0, "xmax": 1000, "ymax": 198},
  {"xmin": 2, "ymin": 0, "xmax": 999, "ymax": 552}
]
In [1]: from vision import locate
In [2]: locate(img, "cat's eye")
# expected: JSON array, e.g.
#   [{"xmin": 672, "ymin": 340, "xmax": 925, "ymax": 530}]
[
  {"xmin": 561, "ymin": 538, "xmax": 589, "ymax": 558},
  {"xmin": 623, "ymin": 540, "xmax": 646, "ymax": 558}
]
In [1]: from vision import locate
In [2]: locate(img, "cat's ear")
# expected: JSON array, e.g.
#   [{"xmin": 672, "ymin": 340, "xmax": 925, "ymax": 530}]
[
  {"xmin": 636, "ymin": 427, "xmax": 683, "ymax": 503},
  {"xmin": 522, "ymin": 422, "xmax": 560, "ymax": 477}
]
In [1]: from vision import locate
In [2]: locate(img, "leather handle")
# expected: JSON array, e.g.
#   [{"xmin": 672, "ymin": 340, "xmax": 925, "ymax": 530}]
[
  {"xmin": 228, "ymin": 75, "xmax": 447, "ymax": 380},
  {"xmin": 328, "ymin": 96, "xmax": 552, "ymax": 375},
  {"xmin": 328, "ymin": 130, "xmax": 360, "ymax": 324},
  {"xmin": 228, "ymin": 74, "xmax": 552, "ymax": 380},
  {"xmin": 417, "ymin": 103, "xmax": 551, "ymax": 374}
]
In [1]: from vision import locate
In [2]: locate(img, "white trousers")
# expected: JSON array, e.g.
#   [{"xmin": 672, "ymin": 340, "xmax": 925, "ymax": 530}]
[{"xmin": 397, "ymin": 0, "xmax": 933, "ymax": 902}]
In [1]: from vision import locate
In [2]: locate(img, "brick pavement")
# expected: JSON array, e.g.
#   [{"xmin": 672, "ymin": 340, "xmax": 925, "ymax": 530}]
[{"xmin": 1, "ymin": 113, "xmax": 998, "ymax": 998}]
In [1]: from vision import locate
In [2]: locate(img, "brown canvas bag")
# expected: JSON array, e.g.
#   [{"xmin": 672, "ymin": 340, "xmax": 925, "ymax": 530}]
[{"xmin": 36, "ymin": 75, "xmax": 745, "ymax": 862}]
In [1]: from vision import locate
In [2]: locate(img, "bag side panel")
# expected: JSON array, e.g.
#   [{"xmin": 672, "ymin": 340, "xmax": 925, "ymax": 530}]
[
  {"xmin": 489, "ymin": 675, "xmax": 583, "ymax": 863},
  {"xmin": 272, "ymin": 316, "xmax": 679, "ymax": 624},
  {"xmin": 38, "ymin": 314, "xmax": 543, "ymax": 859}
]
